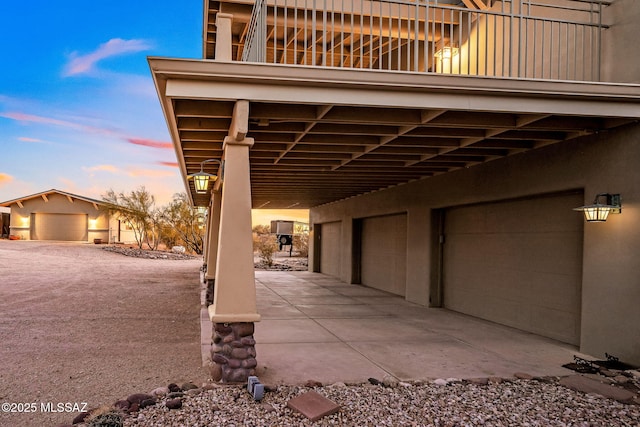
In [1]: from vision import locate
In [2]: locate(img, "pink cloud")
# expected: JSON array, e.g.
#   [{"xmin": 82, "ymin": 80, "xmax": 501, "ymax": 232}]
[
  {"xmin": 127, "ymin": 168, "xmax": 176, "ymax": 178},
  {"xmin": 83, "ymin": 165, "xmax": 121, "ymax": 174},
  {"xmin": 157, "ymin": 161, "xmax": 179, "ymax": 168},
  {"xmin": 0, "ymin": 173, "xmax": 14, "ymax": 186},
  {"xmin": 1, "ymin": 111, "xmax": 119, "ymax": 139},
  {"xmin": 64, "ymin": 38, "xmax": 152, "ymax": 76},
  {"xmin": 2, "ymin": 112, "xmax": 84, "ymax": 129},
  {"xmin": 127, "ymin": 138, "xmax": 172, "ymax": 149},
  {"xmin": 3, "ymin": 111, "xmax": 166, "ymax": 151},
  {"xmin": 18, "ymin": 137, "xmax": 48, "ymax": 144}
]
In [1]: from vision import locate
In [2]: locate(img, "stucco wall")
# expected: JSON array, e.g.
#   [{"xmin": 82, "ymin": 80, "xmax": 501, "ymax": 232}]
[
  {"xmin": 601, "ymin": 0, "xmax": 640, "ymax": 84},
  {"xmin": 310, "ymin": 122, "xmax": 640, "ymax": 364}
]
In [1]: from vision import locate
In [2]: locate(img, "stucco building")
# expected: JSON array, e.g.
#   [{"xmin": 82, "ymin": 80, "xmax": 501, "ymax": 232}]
[
  {"xmin": 150, "ymin": 0, "xmax": 640, "ymax": 381},
  {"xmin": 0, "ymin": 189, "xmax": 135, "ymax": 243}
]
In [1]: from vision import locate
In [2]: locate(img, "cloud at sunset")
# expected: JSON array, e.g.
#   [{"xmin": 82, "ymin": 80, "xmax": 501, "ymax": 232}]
[
  {"xmin": 0, "ymin": 173, "xmax": 14, "ymax": 186},
  {"xmin": 3, "ymin": 111, "xmax": 170, "ymax": 153},
  {"xmin": 1, "ymin": 111, "xmax": 120, "ymax": 140},
  {"xmin": 127, "ymin": 137, "xmax": 172, "ymax": 149},
  {"xmin": 63, "ymin": 38, "xmax": 152, "ymax": 76},
  {"xmin": 18, "ymin": 136, "xmax": 49, "ymax": 144},
  {"xmin": 126, "ymin": 168, "xmax": 176, "ymax": 178},
  {"xmin": 1, "ymin": 111, "xmax": 85, "ymax": 129},
  {"xmin": 157, "ymin": 161, "xmax": 179, "ymax": 168},
  {"xmin": 83, "ymin": 164, "xmax": 120, "ymax": 174}
]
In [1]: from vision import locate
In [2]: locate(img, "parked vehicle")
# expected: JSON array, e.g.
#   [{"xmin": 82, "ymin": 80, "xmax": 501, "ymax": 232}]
[{"xmin": 270, "ymin": 220, "xmax": 309, "ymax": 253}]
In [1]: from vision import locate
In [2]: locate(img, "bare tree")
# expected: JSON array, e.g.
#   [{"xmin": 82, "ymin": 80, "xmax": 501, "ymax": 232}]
[
  {"xmin": 161, "ymin": 192, "xmax": 205, "ymax": 254},
  {"xmin": 102, "ymin": 187, "xmax": 157, "ymax": 250}
]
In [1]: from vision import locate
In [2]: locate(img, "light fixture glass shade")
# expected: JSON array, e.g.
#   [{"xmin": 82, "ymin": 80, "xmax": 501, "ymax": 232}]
[
  {"xmin": 582, "ymin": 205, "xmax": 611, "ymax": 222},
  {"xmin": 192, "ymin": 173, "xmax": 216, "ymax": 194},
  {"xmin": 434, "ymin": 46, "xmax": 458, "ymax": 60}
]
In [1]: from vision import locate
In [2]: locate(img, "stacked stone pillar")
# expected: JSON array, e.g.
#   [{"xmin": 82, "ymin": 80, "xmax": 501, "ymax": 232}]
[{"xmin": 211, "ymin": 322, "xmax": 257, "ymax": 383}]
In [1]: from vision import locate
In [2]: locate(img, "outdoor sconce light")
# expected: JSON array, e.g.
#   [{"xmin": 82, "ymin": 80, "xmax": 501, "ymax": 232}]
[
  {"xmin": 188, "ymin": 159, "xmax": 223, "ymax": 194},
  {"xmin": 196, "ymin": 206, "xmax": 207, "ymax": 216},
  {"xmin": 434, "ymin": 46, "xmax": 458, "ymax": 60},
  {"xmin": 434, "ymin": 42, "xmax": 459, "ymax": 74},
  {"xmin": 573, "ymin": 193, "xmax": 622, "ymax": 222}
]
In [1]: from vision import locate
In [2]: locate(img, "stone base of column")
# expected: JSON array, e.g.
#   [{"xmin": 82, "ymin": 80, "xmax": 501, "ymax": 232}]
[
  {"xmin": 205, "ymin": 279, "xmax": 215, "ymax": 306},
  {"xmin": 199, "ymin": 264, "xmax": 207, "ymax": 285},
  {"xmin": 210, "ymin": 322, "xmax": 257, "ymax": 383}
]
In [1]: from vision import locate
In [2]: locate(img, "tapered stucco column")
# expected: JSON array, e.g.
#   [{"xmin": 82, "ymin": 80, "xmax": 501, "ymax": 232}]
[
  {"xmin": 209, "ymin": 135, "xmax": 260, "ymax": 383},
  {"xmin": 204, "ymin": 191, "xmax": 222, "ymax": 305}
]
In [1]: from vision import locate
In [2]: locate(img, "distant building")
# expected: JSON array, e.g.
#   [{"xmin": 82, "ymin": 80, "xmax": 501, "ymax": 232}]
[{"xmin": 0, "ymin": 189, "xmax": 136, "ymax": 243}]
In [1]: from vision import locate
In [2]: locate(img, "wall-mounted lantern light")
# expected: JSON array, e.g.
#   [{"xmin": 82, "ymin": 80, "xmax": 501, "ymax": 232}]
[
  {"xmin": 573, "ymin": 193, "xmax": 622, "ymax": 222},
  {"xmin": 434, "ymin": 41, "xmax": 459, "ymax": 74},
  {"xmin": 434, "ymin": 46, "xmax": 458, "ymax": 60},
  {"xmin": 188, "ymin": 159, "xmax": 223, "ymax": 194}
]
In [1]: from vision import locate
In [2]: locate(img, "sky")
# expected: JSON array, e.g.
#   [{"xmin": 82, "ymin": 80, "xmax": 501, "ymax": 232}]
[
  {"xmin": 0, "ymin": 1, "xmax": 309, "ymax": 224},
  {"xmin": 0, "ymin": 1, "xmax": 202, "ymax": 206}
]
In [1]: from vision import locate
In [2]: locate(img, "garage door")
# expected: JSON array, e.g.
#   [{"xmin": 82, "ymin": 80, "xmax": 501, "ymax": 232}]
[
  {"xmin": 443, "ymin": 193, "xmax": 583, "ymax": 345},
  {"xmin": 360, "ymin": 213, "xmax": 407, "ymax": 296},
  {"xmin": 32, "ymin": 213, "xmax": 88, "ymax": 241},
  {"xmin": 319, "ymin": 221, "xmax": 342, "ymax": 278}
]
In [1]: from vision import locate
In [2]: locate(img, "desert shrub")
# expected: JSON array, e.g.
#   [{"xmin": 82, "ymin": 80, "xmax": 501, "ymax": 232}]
[
  {"xmin": 252, "ymin": 224, "xmax": 272, "ymax": 252},
  {"xmin": 256, "ymin": 234, "xmax": 278, "ymax": 266},
  {"xmin": 293, "ymin": 234, "xmax": 309, "ymax": 257}
]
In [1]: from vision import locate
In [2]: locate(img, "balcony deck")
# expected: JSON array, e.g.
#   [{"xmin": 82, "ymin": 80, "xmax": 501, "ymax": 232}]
[{"xmin": 206, "ymin": 0, "xmax": 610, "ymax": 82}]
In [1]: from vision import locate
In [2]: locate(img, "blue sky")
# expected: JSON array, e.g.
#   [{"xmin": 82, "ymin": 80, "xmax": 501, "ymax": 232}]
[{"xmin": 0, "ymin": 1, "xmax": 202, "ymax": 205}]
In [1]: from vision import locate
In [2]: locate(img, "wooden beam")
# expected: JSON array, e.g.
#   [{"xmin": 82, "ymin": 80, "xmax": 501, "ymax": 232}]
[
  {"xmin": 229, "ymin": 100, "xmax": 249, "ymax": 141},
  {"xmin": 472, "ymin": 0, "xmax": 489, "ymax": 11},
  {"xmin": 42, "ymin": 194, "xmax": 48, "ymax": 202},
  {"xmin": 66, "ymin": 195, "xmax": 74, "ymax": 203},
  {"xmin": 17, "ymin": 201, "xmax": 23, "ymax": 208},
  {"xmin": 461, "ymin": 0, "xmax": 488, "ymax": 10}
]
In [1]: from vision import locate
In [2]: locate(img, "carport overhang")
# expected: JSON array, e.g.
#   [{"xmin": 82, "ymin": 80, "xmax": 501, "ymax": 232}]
[
  {"xmin": 149, "ymin": 57, "xmax": 640, "ymax": 209},
  {"xmin": 149, "ymin": 57, "xmax": 640, "ymax": 382}
]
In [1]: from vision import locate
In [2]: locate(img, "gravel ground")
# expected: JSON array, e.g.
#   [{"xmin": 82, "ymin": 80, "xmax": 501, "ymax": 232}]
[
  {"xmin": 120, "ymin": 379, "xmax": 640, "ymax": 427},
  {"xmin": 0, "ymin": 241, "xmax": 206, "ymax": 427}
]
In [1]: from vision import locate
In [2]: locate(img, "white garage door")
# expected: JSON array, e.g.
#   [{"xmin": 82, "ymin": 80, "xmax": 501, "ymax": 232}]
[
  {"xmin": 443, "ymin": 193, "xmax": 583, "ymax": 345},
  {"xmin": 33, "ymin": 213, "xmax": 88, "ymax": 241},
  {"xmin": 361, "ymin": 213, "xmax": 407, "ymax": 296},
  {"xmin": 319, "ymin": 221, "xmax": 342, "ymax": 278}
]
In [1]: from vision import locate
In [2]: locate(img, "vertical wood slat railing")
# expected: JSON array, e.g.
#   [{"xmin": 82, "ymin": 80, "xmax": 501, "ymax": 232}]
[{"xmin": 241, "ymin": 0, "xmax": 609, "ymax": 82}]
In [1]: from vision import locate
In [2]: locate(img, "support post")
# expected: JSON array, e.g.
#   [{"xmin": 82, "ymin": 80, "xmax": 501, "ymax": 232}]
[
  {"xmin": 209, "ymin": 132, "xmax": 260, "ymax": 382},
  {"xmin": 215, "ymin": 13, "xmax": 233, "ymax": 61},
  {"xmin": 205, "ymin": 191, "xmax": 222, "ymax": 305}
]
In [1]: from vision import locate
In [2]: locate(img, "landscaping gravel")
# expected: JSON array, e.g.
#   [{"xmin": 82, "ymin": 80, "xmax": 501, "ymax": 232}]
[{"xmin": 120, "ymin": 378, "xmax": 640, "ymax": 427}]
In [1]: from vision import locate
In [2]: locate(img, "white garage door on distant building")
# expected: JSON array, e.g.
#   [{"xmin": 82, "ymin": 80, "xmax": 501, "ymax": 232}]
[
  {"xmin": 442, "ymin": 192, "xmax": 583, "ymax": 345},
  {"xmin": 32, "ymin": 213, "xmax": 88, "ymax": 241}
]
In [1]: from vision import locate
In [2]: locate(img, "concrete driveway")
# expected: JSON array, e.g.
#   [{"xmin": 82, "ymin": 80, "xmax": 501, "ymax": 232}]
[
  {"xmin": 204, "ymin": 270, "xmax": 587, "ymax": 385},
  {"xmin": 0, "ymin": 240, "xmax": 206, "ymax": 427}
]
